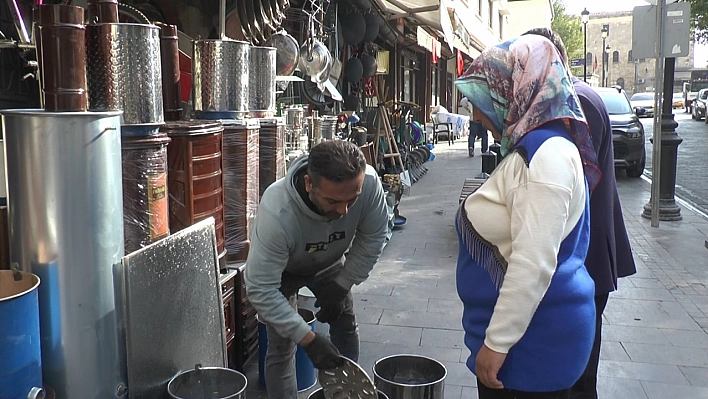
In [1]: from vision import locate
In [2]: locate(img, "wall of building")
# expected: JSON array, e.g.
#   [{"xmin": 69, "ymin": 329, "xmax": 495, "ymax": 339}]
[
  {"xmin": 506, "ymin": 0, "xmax": 553, "ymax": 38},
  {"xmin": 583, "ymin": 11, "xmax": 693, "ymax": 95}
]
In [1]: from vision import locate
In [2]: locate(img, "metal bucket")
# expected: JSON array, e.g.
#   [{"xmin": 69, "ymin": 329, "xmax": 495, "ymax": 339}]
[
  {"xmin": 258, "ymin": 118, "xmax": 285, "ymax": 198},
  {"xmin": 167, "ymin": 365, "xmax": 247, "ymax": 399},
  {"xmin": 248, "ymin": 46, "xmax": 276, "ymax": 118},
  {"xmin": 321, "ymin": 116, "xmax": 338, "ymax": 139},
  {"xmin": 121, "ymin": 133, "xmax": 171, "ymax": 254},
  {"xmin": 86, "ymin": 23, "xmax": 164, "ymax": 126},
  {"xmin": 258, "ymin": 308, "xmax": 317, "ymax": 392},
  {"xmin": 373, "ymin": 354, "xmax": 446, "ymax": 399},
  {"xmin": 1, "ymin": 109, "xmax": 126, "ymax": 399},
  {"xmin": 192, "ymin": 39, "xmax": 249, "ymax": 118},
  {"xmin": 308, "ymin": 388, "xmax": 389, "ymax": 399},
  {"xmin": 162, "ymin": 121, "xmax": 226, "ymax": 258},
  {"xmin": 222, "ymin": 119, "xmax": 259, "ymax": 262},
  {"xmin": 0, "ymin": 270, "xmax": 43, "ymax": 399}
]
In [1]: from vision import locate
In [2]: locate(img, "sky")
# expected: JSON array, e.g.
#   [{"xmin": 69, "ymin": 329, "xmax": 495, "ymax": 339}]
[{"xmin": 562, "ymin": 0, "xmax": 707, "ymax": 67}]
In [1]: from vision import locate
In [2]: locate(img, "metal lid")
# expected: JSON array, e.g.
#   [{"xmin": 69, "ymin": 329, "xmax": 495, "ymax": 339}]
[
  {"xmin": 160, "ymin": 120, "xmax": 223, "ymax": 136},
  {"xmin": 319, "ymin": 357, "xmax": 378, "ymax": 399}
]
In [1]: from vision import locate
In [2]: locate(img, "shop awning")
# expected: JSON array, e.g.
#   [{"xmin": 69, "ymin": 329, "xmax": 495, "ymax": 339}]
[{"xmin": 373, "ymin": 0, "xmax": 455, "ymax": 50}]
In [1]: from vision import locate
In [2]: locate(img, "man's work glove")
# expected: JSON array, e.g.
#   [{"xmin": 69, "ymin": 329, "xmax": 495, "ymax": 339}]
[
  {"xmin": 312, "ymin": 282, "xmax": 349, "ymax": 323},
  {"xmin": 304, "ymin": 333, "xmax": 345, "ymax": 370}
]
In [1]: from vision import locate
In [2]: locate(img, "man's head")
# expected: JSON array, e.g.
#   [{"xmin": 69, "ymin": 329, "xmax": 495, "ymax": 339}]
[
  {"xmin": 305, "ymin": 140, "xmax": 367, "ymax": 220},
  {"xmin": 523, "ymin": 27, "xmax": 569, "ymax": 68}
]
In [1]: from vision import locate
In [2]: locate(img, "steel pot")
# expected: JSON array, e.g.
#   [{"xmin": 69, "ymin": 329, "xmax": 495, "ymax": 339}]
[
  {"xmin": 168, "ymin": 364, "xmax": 247, "ymax": 399},
  {"xmin": 265, "ymin": 31, "xmax": 299, "ymax": 76},
  {"xmin": 192, "ymin": 39, "xmax": 249, "ymax": 117}
]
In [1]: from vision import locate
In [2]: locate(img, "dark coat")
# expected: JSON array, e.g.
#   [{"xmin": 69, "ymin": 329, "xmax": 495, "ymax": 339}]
[{"xmin": 573, "ymin": 77, "xmax": 637, "ymax": 295}]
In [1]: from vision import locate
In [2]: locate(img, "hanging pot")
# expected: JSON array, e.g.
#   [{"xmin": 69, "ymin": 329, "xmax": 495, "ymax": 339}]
[
  {"xmin": 363, "ymin": 12, "xmax": 379, "ymax": 43},
  {"xmin": 343, "ymin": 93, "xmax": 359, "ymax": 111},
  {"xmin": 344, "ymin": 57, "xmax": 363, "ymax": 82},
  {"xmin": 298, "ymin": 39, "xmax": 330, "ymax": 79},
  {"xmin": 339, "ymin": 11, "xmax": 365, "ymax": 45},
  {"xmin": 265, "ymin": 31, "xmax": 299, "ymax": 76},
  {"xmin": 361, "ymin": 54, "xmax": 377, "ymax": 77}
]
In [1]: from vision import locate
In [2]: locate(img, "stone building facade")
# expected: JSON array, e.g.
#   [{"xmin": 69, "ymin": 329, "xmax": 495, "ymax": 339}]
[{"xmin": 582, "ymin": 11, "xmax": 693, "ymax": 95}]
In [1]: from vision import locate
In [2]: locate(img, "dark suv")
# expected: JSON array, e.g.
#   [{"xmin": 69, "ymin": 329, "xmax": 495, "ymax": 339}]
[{"xmin": 593, "ymin": 87, "xmax": 646, "ymax": 178}]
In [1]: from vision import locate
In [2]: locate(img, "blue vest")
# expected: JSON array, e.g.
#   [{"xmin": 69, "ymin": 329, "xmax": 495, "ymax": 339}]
[{"xmin": 456, "ymin": 122, "xmax": 596, "ymax": 392}]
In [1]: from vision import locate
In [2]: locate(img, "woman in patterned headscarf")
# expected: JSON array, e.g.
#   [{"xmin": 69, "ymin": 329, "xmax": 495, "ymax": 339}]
[{"xmin": 454, "ymin": 35, "xmax": 600, "ymax": 398}]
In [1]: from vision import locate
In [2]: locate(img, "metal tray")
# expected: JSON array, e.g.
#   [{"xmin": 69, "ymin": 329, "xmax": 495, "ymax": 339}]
[{"xmin": 318, "ymin": 357, "xmax": 378, "ymax": 399}]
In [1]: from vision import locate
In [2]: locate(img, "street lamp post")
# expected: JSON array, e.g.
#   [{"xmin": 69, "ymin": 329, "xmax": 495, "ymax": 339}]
[
  {"xmin": 581, "ymin": 8, "xmax": 589, "ymax": 82},
  {"xmin": 601, "ymin": 27, "xmax": 608, "ymax": 87},
  {"xmin": 605, "ymin": 44, "xmax": 611, "ymax": 86}
]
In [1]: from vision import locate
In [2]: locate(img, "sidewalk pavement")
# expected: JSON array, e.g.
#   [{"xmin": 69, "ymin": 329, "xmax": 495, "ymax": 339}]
[{"xmin": 245, "ymin": 139, "xmax": 708, "ymax": 399}]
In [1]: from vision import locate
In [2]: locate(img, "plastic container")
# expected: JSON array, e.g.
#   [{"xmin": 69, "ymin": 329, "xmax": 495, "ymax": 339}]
[{"xmin": 121, "ymin": 133, "xmax": 171, "ymax": 253}]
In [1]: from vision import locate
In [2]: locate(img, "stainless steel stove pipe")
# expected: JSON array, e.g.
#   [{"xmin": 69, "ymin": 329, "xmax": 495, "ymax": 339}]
[{"xmin": 1, "ymin": 109, "xmax": 126, "ymax": 399}]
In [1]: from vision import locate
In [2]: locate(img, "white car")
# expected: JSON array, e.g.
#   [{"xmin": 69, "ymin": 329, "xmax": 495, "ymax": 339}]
[{"xmin": 630, "ymin": 92, "xmax": 655, "ymax": 118}]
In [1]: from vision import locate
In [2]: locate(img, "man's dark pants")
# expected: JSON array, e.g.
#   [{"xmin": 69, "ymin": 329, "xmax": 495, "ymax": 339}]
[{"xmin": 570, "ymin": 293, "xmax": 609, "ymax": 399}]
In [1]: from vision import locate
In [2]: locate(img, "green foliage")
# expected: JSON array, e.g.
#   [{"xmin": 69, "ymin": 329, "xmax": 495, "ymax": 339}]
[
  {"xmin": 551, "ymin": 0, "xmax": 584, "ymax": 62},
  {"xmin": 688, "ymin": 0, "xmax": 708, "ymax": 44}
]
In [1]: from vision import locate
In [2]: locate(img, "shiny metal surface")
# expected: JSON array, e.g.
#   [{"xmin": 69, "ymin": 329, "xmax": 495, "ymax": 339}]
[
  {"xmin": 120, "ymin": 218, "xmax": 227, "ymax": 399},
  {"xmin": 168, "ymin": 365, "xmax": 246, "ymax": 399},
  {"xmin": 319, "ymin": 357, "xmax": 378, "ymax": 399},
  {"xmin": 193, "ymin": 39, "xmax": 249, "ymax": 117},
  {"xmin": 373, "ymin": 354, "xmax": 446, "ymax": 399},
  {"xmin": 87, "ymin": 23, "xmax": 164, "ymax": 126},
  {"xmin": 249, "ymin": 46, "xmax": 276, "ymax": 117},
  {"xmin": 192, "ymin": 40, "xmax": 250, "ymax": 117},
  {"xmin": 309, "ymin": 388, "xmax": 388, "ymax": 399},
  {"xmin": 1, "ymin": 109, "xmax": 126, "ymax": 399}
]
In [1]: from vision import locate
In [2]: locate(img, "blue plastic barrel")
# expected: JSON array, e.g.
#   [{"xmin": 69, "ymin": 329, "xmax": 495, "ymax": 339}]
[
  {"xmin": 258, "ymin": 308, "xmax": 317, "ymax": 391},
  {"xmin": 0, "ymin": 270, "xmax": 43, "ymax": 399}
]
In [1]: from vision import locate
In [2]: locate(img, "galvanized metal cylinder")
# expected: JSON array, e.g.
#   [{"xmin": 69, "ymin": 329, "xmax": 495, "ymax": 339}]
[
  {"xmin": 192, "ymin": 39, "xmax": 249, "ymax": 118},
  {"xmin": 86, "ymin": 23, "xmax": 164, "ymax": 126},
  {"xmin": 248, "ymin": 46, "xmax": 276, "ymax": 118},
  {"xmin": 1, "ymin": 110, "xmax": 126, "ymax": 399}
]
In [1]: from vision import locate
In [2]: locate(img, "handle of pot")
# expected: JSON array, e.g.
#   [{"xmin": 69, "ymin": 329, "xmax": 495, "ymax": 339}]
[{"xmin": 27, "ymin": 387, "xmax": 45, "ymax": 399}]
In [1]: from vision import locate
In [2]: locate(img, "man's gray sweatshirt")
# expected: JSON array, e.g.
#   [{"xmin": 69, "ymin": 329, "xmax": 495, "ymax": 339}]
[{"xmin": 244, "ymin": 155, "xmax": 389, "ymax": 344}]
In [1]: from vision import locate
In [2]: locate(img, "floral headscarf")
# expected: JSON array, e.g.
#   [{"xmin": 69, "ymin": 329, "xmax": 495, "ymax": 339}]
[{"xmin": 455, "ymin": 35, "xmax": 601, "ymax": 191}]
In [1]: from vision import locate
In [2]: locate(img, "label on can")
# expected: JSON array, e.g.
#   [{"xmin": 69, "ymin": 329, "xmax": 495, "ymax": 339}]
[{"xmin": 148, "ymin": 172, "xmax": 169, "ymax": 240}]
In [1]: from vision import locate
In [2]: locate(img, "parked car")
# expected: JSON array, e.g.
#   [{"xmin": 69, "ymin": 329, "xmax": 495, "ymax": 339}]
[
  {"xmin": 672, "ymin": 92, "xmax": 685, "ymax": 108},
  {"xmin": 630, "ymin": 92, "xmax": 655, "ymax": 118},
  {"xmin": 692, "ymin": 88, "xmax": 708, "ymax": 121},
  {"xmin": 594, "ymin": 87, "xmax": 646, "ymax": 178}
]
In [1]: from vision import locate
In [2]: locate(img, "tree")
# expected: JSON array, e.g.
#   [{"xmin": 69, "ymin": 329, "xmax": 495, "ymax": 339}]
[
  {"xmin": 688, "ymin": 0, "xmax": 708, "ymax": 44},
  {"xmin": 551, "ymin": 0, "xmax": 583, "ymax": 73}
]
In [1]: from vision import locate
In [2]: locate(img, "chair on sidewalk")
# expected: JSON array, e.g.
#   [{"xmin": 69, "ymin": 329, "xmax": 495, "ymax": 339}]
[{"xmin": 432, "ymin": 122, "xmax": 454, "ymax": 145}]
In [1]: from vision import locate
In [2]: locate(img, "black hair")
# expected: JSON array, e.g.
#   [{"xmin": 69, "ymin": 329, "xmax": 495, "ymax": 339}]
[
  {"xmin": 522, "ymin": 27, "xmax": 569, "ymax": 67},
  {"xmin": 307, "ymin": 140, "xmax": 367, "ymax": 185}
]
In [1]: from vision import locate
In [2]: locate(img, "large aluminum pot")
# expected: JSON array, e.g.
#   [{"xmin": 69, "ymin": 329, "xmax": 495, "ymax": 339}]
[
  {"xmin": 249, "ymin": 46, "xmax": 276, "ymax": 118},
  {"xmin": 373, "ymin": 354, "xmax": 446, "ymax": 399},
  {"xmin": 87, "ymin": 23, "xmax": 164, "ymax": 126},
  {"xmin": 2, "ymin": 109, "xmax": 125, "ymax": 399},
  {"xmin": 168, "ymin": 365, "xmax": 247, "ymax": 399},
  {"xmin": 192, "ymin": 39, "xmax": 249, "ymax": 118}
]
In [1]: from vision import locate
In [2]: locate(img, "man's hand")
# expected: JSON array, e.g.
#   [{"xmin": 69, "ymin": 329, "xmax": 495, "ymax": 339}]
[
  {"xmin": 475, "ymin": 344, "xmax": 506, "ymax": 389},
  {"xmin": 302, "ymin": 332, "xmax": 345, "ymax": 370},
  {"xmin": 311, "ymin": 282, "xmax": 349, "ymax": 323}
]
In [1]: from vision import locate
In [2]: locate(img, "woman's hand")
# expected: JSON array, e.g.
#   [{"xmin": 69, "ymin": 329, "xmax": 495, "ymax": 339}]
[{"xmin": 475, "ymin": 344, "xmax": 506, "ymax": 389}]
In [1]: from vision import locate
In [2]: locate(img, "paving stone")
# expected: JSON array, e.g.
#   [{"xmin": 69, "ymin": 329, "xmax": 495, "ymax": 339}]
[
  {"xmin": 596, "ymin": 377, "xmax": 648, "ymax": 399},
  {"xmin": 640, "ymin": 380, "xmax": 708, "ymax": 399},
  {"xmin": 679, "ymin": 366, "xmax": 708, "ymax": 387},
  {"xmin": 598, "ymin": 360, "xmax": 689, "ymax": 385},
  {"xmin": 441, "ymin": 361, "xmax": 477, "ymax": 387},
  {"xmin": 356, "ymin": 307, "xmax": 384, "ymax": 324},
  {"xmin": 427, "ymin": 298, "xmax": 464, "ymax": 315},
  {"xmin": 628, "ymin": 277, "xmax": 665, "ymax": 289},
  {"xmin": 600, "ymin": 341, "xmax": 632, "ymax": 362},
  {"xmin": 355, "ymin": 293, "xmax": 429, "ymax": 311},
  {"xmin": 444, "ymin": 384, "xmax": 463, "ymax": 399},
  {"xmin": 461, "ymin": 386, "xmax": 480, "ymax": 398},
  {"xmin": 379, "ymin": 309, "xmax": 464, "ymax": 330},
  {"xmin": 358, "ymin": 323, "xmax": 422, "ymax": 346},
  {"xmin": 601, "ymin": 324, "xmax": 672, "ymax": 346},
  {"xmin": 623, "ymin": 342, "xmax": 708, "ymax": 368},
  {"xmin": 603, "ymin": 308, "xmax": 702, "ymax": 330},
  {"xmin": 660, "ymin": 328, "xmax": 708, "ymax": 349},
  {"xmin": 420, "ymin": 328, "xmax": 466, "ymax": 349},
  {"xmin": 610, "ymin": 287, "xmax": 677, "ymax": 301}
]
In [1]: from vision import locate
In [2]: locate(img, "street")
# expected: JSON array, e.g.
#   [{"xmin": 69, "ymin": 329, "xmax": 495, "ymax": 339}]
[{"xmin": 639, "ymin": 111, "xmax": 708, "ymax": 217}]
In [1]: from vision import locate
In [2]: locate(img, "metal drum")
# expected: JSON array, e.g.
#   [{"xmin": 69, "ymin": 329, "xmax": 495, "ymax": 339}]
[
  {"xmin": 373, "ymin": 354, "xmax": 446, "ymax": 399},
  {"xmin": 168, "ymin": 365, "xmax": 247, "ymax": 399},
  {"xmin": 38, "ymin": 4, "xmax": 87, "ymax": 111},
  {"xmin": 249, "ymin": 46, "xmax": 276, "ymax": 118},
  {"xmin": 2, "ymin": 109, "xmax": 126, "ymax": 399},
  {"xmin": 321, "ymin": 116, "xmax": 338, "ymax": 139},
  {"xmin": 86, "ymin": 23, "xmax": 164, "ymax": 127},
  {"xmin": 162, "ymin": 121, "xmax": 226, "ymax": 260},
  {"xmin": 192, "ymin": 39, "xmax": 249, "ymax": 118},
  {"xmin": 222, "ymin": 119, "xmax": 259, "ymax": 262},
  {"xmin": 309, "ymin": 388, "xmax": 389, "ymax": 399},
  {"xmin": 122, "ymin": 134, "xmax": 171, "ymax": 254},
  {"xmin": 0, "ymin": 270, "xmax": 43, "ymax": 399},
  {"xmin": 257, "ymin": 117, "xmax": 285, "ymax": 198}
]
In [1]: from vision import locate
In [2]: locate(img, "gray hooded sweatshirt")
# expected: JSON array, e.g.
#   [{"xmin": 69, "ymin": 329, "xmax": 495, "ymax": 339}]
[{"xmin": 244, "ymin": 155, "xmax": 389, "ymax": 343}]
